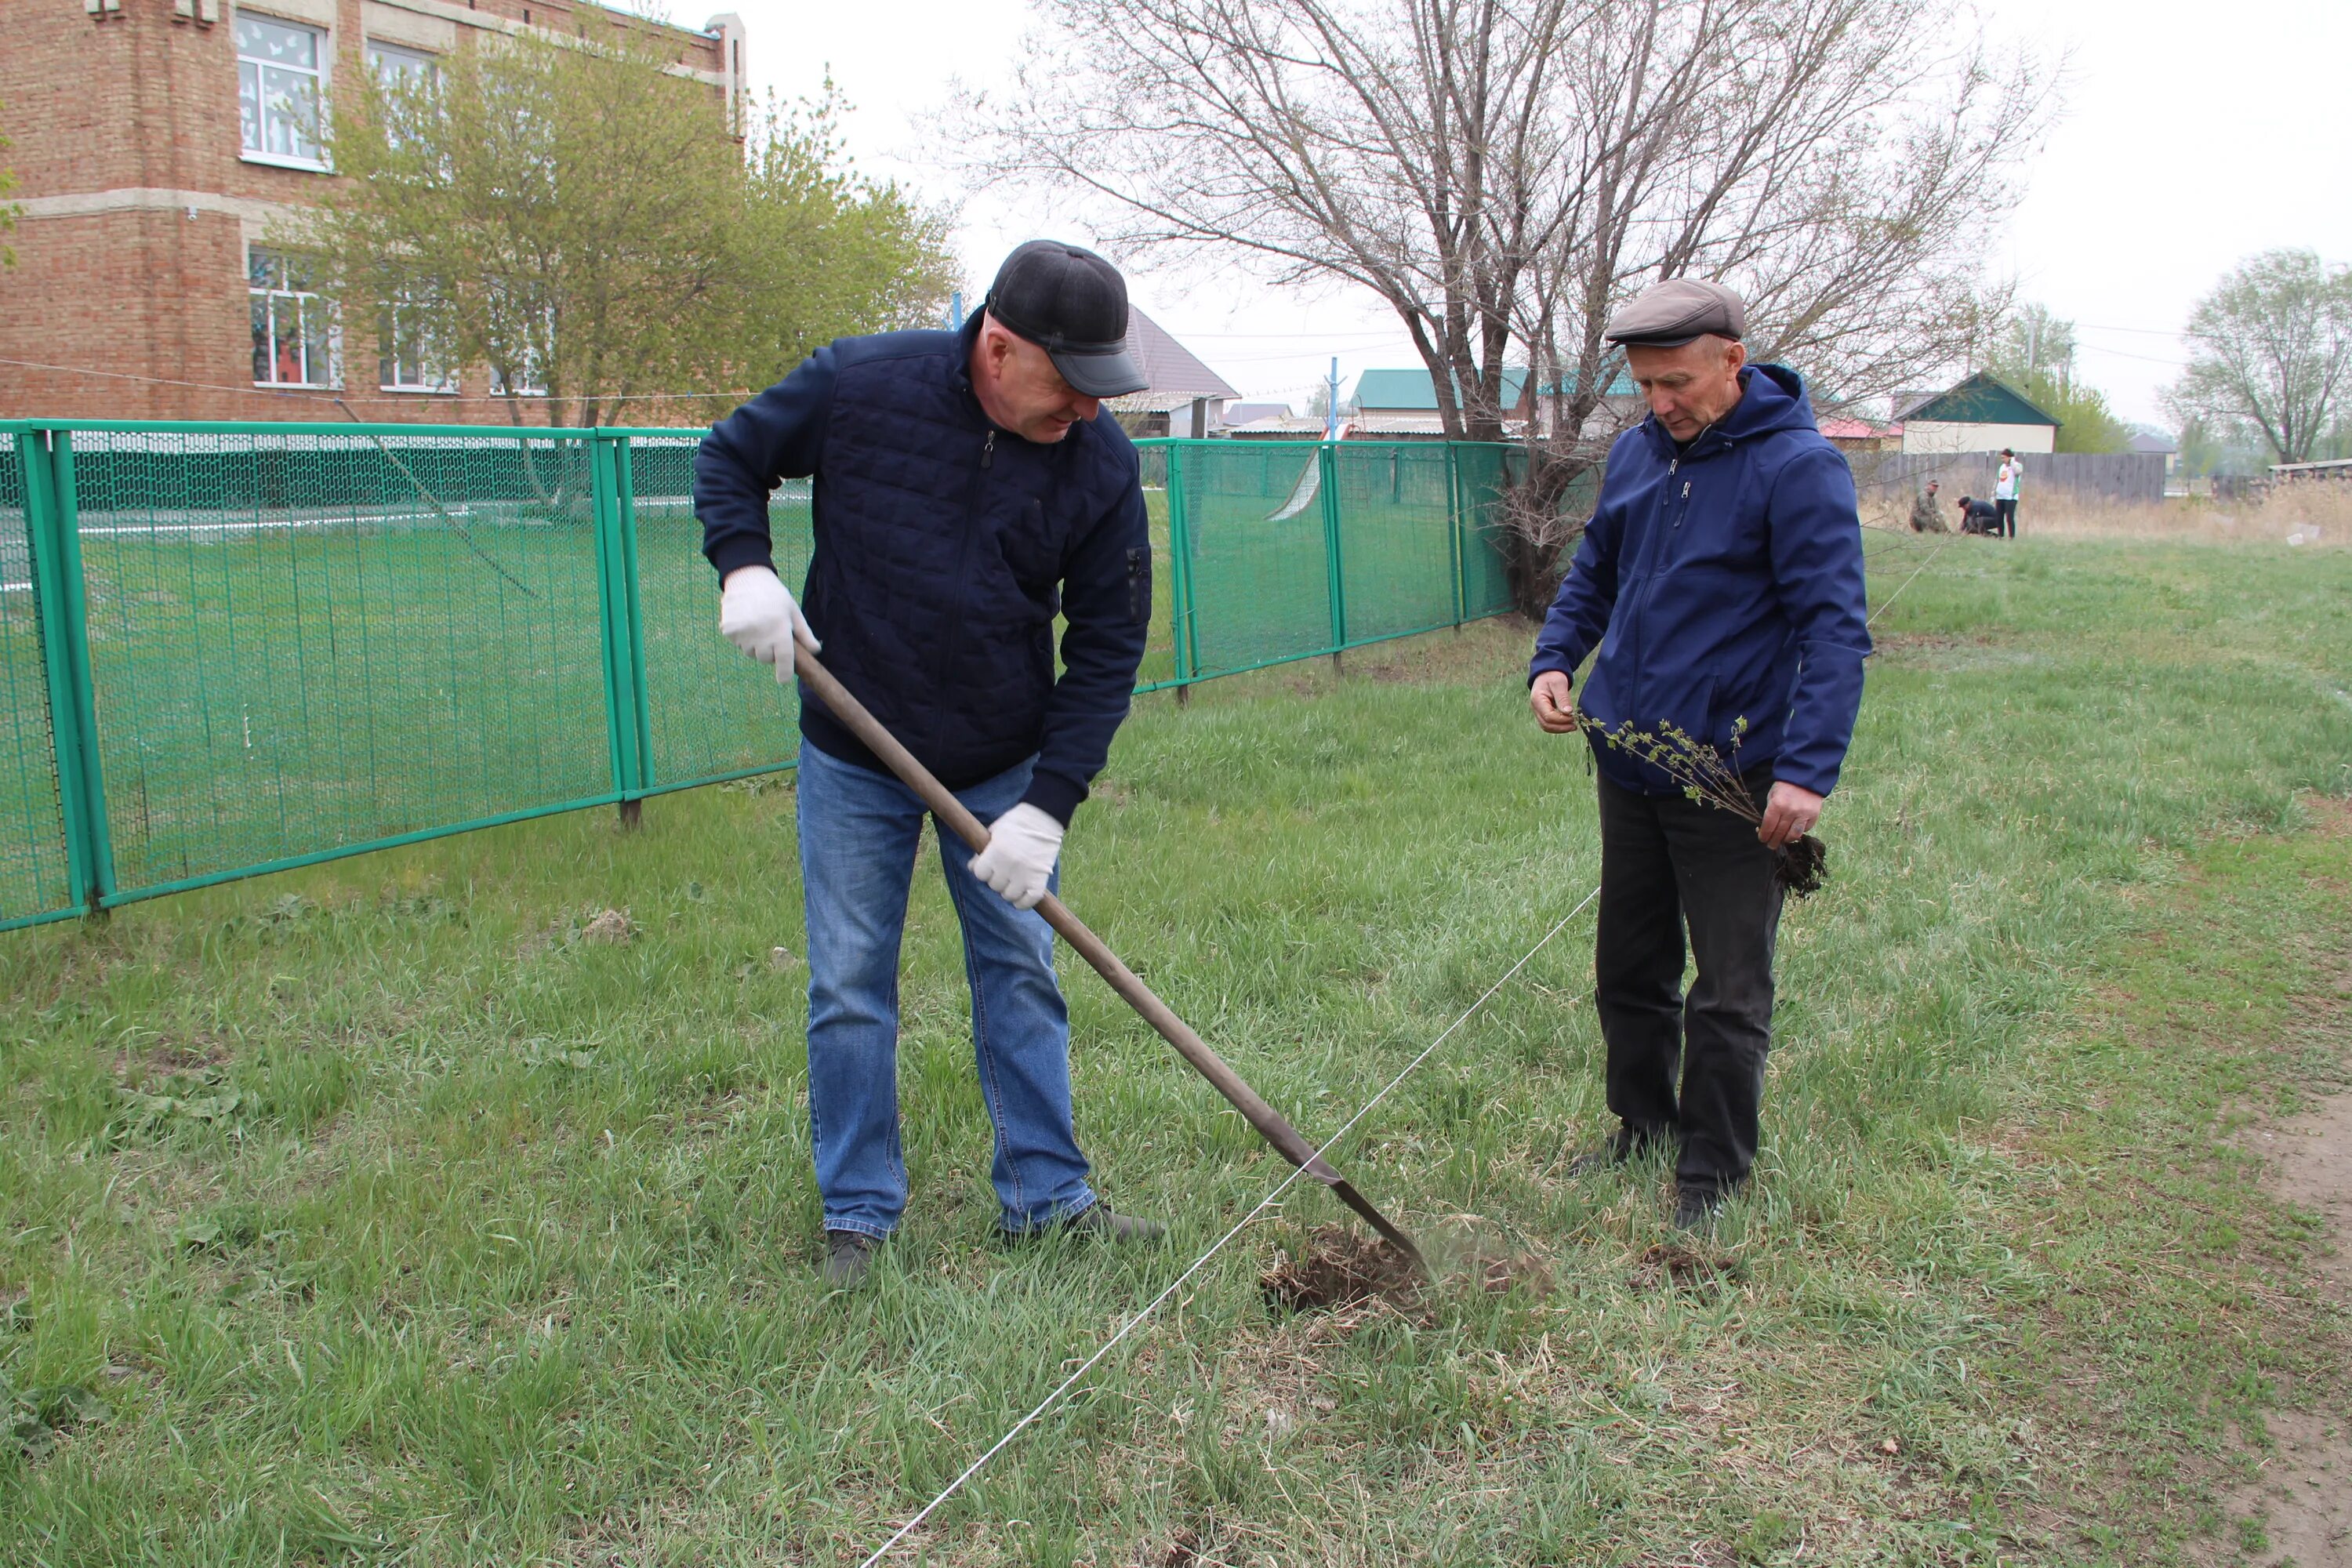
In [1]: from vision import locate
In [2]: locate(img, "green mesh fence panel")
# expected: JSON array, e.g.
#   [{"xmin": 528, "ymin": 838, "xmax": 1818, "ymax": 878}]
[
  {"xmin": 1453, "ymin": 442, "xmax": 1523, "ymax": 619},
  {"xmin": 0, "ymin": 425, "xmax": 1527, "ymax": 923},
  {"xmin": 1171, "ymin": 441, "xmax": 1337, "ymax": 676},
  {"xmin": 624, "ymin": 433, "xmax": 813, "ymax": 790},
  {"xmin": 1332, "ymin": 442, "xmax": 1457, "ymax": 641},
  {"xmin": 66, "ymin": 429, "xmax": 614, "ymax": 895},
  {"xmin": 0, "ymin": 434, "xmax": 73, "ymax": 924}
]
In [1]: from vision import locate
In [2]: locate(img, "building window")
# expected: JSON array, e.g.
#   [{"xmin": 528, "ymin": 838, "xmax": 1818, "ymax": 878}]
[
  {"xmin": 237, "ymin": 13, "xmax": 328, "ymax": 167},
  {"xmin": 489, "ymin": 300, "xmax": 553, "ymax": 397},
  {"xmin": 379, "ymin": 287, "xmax": 456, "ymax": 393},
  {"xmin": 249, "ymin": 249, "xmax": 339, "ymax": 388},
  {"xmin": 365, "ymin": 40, "xmax": 437, "ymax": 89}
]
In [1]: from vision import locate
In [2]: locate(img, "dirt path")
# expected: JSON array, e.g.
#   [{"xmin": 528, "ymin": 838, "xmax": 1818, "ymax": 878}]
[{"xmin": 2236, "ymin": 1062, "xmax": 2352, "ymax": 1564}]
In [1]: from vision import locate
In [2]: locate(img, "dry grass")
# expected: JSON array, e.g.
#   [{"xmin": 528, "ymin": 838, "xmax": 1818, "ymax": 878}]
[{"xmin": 1862, "ymin": 479, "xmax": 2352, "ymax": 546}]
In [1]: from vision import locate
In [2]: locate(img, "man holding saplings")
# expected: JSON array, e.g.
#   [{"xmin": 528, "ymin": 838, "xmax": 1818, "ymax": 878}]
[{"xmin": 1527, "ymin": 278, "xmax": 1871, "ymax": 1229}]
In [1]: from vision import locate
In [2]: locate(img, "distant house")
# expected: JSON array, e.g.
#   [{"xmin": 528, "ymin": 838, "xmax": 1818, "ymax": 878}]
[
  {"xmin": 1220, "ymin": 401, "xmax": 1294, "ymax": 427},
  {"xmin": 1895, "ymin": 372, "xmax": 2060, "ymax": 455},
  {"xmin": 1819, "ymin": 417, "xmax": 1902, "ymax": 454},
  {"xmin": 1225, "ymin": 414, "xmax": 1341, "ymax": 441},
  {"xmin": 1106, "ymin": 308, "xmax": 1242, "ymax": 437},
  {"xmin": 1348, "ymin": 365, "xmax": 1530, "ymax": 438},
  {"xmin": 2128, "ymin": 429, "xmax": 2180, "ymax": 474}
]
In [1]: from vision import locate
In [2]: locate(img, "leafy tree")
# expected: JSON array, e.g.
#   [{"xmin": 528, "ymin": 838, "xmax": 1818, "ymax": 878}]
[
  {"xmin": 1983, "ymin": 303, "xmax": 2128, "ymax": 453},
  {"xmin": 290, "ymin": 18, "xmax": 952, "ymax": 427},
  {"xmin": 2165, "ymin": 249, "xmax": 2352, "ymax": 466}
]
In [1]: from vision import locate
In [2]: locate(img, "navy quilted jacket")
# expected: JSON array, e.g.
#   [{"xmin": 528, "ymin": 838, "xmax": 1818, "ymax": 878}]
[
  {"xmin": 1530, "ymin": 363, "xmax": 1871, "ymax": 798},
  {"xmin": 695, "ymin": 316, "xmax": 1151, "ymax": 824}
]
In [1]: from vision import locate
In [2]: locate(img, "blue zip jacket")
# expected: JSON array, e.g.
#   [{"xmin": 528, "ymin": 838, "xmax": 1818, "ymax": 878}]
[
  {"xmin": 1530, "ymin": 363, "xmax": 1870, "ymax": 798},
  {"xmin": 695, "ymin": 315, "xmax": 1150, "ymax": 824}
]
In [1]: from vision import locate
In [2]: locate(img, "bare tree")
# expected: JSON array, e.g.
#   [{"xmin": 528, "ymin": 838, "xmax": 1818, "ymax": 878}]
[
  {"xmin": 954, "ymin": 0, "xmax": 2049, "ymax": 610},
  {"xmin": 2165, "ymin": 249, "xmax": 2352, "ymax": 467}
]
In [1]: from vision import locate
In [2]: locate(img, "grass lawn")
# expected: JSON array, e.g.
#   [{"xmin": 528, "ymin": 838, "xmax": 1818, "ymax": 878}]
[{"xmin": 2, "ymin": 534, "xmax": 2349, "ymax": 1564}]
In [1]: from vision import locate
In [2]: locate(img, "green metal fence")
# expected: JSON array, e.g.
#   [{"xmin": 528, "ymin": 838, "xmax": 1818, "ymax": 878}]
[{"xmin": 0, "ymin": 423, "xmax": 1520, "ymax": 931}]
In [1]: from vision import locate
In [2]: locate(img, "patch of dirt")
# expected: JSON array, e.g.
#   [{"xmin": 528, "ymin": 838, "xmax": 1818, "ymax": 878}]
[
  {"xmin": 1261, "ymin": 1227, "xmax": 1424, "ymax": 1314},
  {"xmin": 581, "ymin": 909, "xmax": 634, "ymax": 946},
  {"xmin": 2232, "ymin": 1081, "xmax": 2352, "ymax": 1566},
  {"xmin": 1871, "ymin": 632, "xmax": 1994, "ymax": 655},
  {"xmin": 1258, "ymin": 1220, "xmax": 1552, "ymax": 1316},
  {"xmin": 1627, "ymin": 1240, "xmax": 1746, "ymax": 1292}
]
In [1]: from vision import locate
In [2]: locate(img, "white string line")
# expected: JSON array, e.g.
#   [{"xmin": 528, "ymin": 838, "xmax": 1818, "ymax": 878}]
[
  {"xmin": 1866, "ymin": 530, "xmax": 1957, "ymax": 630},
  {"xmin": 855, "ymin": 883, "xmax": 1604, "ymax": 1568}
]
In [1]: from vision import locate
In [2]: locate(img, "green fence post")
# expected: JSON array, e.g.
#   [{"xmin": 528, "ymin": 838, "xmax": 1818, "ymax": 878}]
[
  {"xmin": 612, "ymin": 435, "xmax": 655, "ymax": 800},
  {"xmin": 1319, "ymin": 441, "xmax": 1345, "ymax": 673},
  {"xmin": 589, "ymin": 434, "xmax": 647, "ymax": 826},
  {"xmin": 25, "ymin": 430, "xmax": 116, "ymax": 915},
  {"xmin": 1166, "ymin": 442, "xmax": 1196, "ymax": 705},
  {"xmin": 1446, "ymin": 442, "xmax": 1466, "ymax": 633}
]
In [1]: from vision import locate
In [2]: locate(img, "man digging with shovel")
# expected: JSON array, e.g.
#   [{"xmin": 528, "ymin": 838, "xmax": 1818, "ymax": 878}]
[{"xmin": 695, "ymin": 241, "xmax": 1164, "ymax": 1289}]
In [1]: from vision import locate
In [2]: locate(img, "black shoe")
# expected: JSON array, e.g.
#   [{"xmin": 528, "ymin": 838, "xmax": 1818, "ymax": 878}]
[
  {"xmin": 1671, "ymin": 1184, "xmax": 1728, "ymax": 1231},
  {"xmin": 1566, "ymin": 1123, "xmax": 1673, "ymax": 1178},
  {"xmin": 1004, "ymin": 1203, "xmax": 1168, "ymax": 1243},
  {"xmin": 822, "ymin": 1229, "xmax": 878, "ymax": 1289}
]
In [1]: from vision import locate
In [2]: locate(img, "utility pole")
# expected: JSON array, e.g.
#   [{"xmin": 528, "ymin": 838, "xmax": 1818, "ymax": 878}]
[
  {"xmin": 1325, "ymin": 357, "xmax": 1339, "ymax": 441},
  {"xmin": 949, "ymin": 289, "xmax": 964, "ymax": 332}
]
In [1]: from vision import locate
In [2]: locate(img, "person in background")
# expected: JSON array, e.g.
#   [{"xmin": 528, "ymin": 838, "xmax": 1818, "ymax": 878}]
[
  {"xmin": 1956, "ymin": 494, "xmax": 2002, "ymax": 536},
  {"xmin": 1994, "ymin": 448, "xmax": 2022, "ymax": 537},
  {"xmin": 1908, "ymin": 479, "xmax": 1946, "ymax": 532}
]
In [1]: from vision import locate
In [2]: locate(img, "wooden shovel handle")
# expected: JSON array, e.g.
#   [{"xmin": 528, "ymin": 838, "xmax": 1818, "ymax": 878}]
[{"xmin": 790, "ymin": 647, "xmax": 1426, "ymax": 1271}]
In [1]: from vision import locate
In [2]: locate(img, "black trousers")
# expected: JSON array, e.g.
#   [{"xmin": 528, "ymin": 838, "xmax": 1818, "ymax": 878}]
[
  {"xmin": 1995, "ymin": 497, "xmax": 2018, "ymax": 537},
  {"xmin": 1593, "ymin": 768, "xmax": 1785, "ymax": 1193}
]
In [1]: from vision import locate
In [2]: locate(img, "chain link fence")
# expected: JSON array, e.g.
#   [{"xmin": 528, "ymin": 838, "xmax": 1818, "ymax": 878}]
[{"xmin": 0, "ymin": 423, "xmax": 1519, "ymax": 929}]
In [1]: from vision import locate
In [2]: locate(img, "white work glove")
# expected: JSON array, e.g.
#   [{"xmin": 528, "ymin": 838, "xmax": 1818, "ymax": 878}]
[
  {"xmin": 718, "ymin": 565, "xmax": 818, "ymax": 681},
  {"xmin": 969, "ymin": 804, "xmax": 1065, "ymax": 911}
]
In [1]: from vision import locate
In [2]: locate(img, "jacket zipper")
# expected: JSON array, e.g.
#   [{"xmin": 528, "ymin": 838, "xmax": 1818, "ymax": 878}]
[{"xmin": 927, "ymin": 426, "xmax": 996, "ymax": 749}]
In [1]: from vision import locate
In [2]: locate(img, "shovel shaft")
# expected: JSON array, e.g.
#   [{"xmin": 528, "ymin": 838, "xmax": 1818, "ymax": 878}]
[{"xmin": 792, "ymin": 648, "xmax": 1425, "ymax": 1274}]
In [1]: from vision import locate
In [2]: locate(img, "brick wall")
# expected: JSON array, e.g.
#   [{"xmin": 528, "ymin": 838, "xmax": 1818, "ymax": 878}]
[{"xmin": 1, "ymin": 0, "xmax": 740, "ymax": 423}]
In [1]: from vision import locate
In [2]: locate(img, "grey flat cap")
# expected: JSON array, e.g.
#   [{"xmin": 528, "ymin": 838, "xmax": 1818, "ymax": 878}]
[{"xmin": 1603, "ymin": 278, "xmax": 1747, "ymax": 347}]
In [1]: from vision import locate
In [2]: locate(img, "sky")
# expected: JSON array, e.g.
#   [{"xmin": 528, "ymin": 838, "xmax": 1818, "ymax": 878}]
[{"xmin": 686, "ymin": 0, "xmax": 2352, "ymax": 426}]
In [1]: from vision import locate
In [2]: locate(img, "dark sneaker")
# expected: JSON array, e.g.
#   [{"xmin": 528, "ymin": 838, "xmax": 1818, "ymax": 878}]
[
  {"xmin": 1004, "ymin": 1203, "xmax": 1168, "ymax": 1243},
  {"xmin": 1671, "ymin": 1184, "xmax": 1728, "ymax": 1231},
  {"xmin": 1566, "ymin": 1123, "xmax": 1673, "ymax": 1178},
  {"xmin": 822, "ymin": 1229, "xmax": 878, "ymax": 1289}
]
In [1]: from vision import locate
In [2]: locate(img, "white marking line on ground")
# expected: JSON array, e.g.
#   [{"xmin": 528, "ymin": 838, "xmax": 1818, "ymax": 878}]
[{"xmin": 856, "ymin": 884, "xmax": 1604, "ymax": 1567}]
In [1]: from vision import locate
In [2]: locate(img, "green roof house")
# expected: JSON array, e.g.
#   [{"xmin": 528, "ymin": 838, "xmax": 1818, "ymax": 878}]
[
  {"xmin": 1895, "ymin": 372, "xmax": 2060, "ymax": 456},
  {"xmin": 1346, "ymin": 364, "xmax": 1639, "ymax": 438}
]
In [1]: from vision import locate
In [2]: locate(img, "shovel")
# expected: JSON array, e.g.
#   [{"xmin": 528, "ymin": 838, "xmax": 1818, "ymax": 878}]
[{"xmin": 791, "ymin": 647, "xmax": 1428, "ymax": 1276}]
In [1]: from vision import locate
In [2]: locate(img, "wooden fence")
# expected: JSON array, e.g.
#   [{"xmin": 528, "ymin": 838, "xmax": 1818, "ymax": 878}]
[{"xmin": 1846, "ymin": 450, "xmax": 2168, "ymax": 507}]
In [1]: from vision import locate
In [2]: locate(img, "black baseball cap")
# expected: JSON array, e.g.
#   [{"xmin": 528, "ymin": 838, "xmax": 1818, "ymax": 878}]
[{"xmin": 983, "ymin": 241, "xmax": 1149, "ymax": 398}]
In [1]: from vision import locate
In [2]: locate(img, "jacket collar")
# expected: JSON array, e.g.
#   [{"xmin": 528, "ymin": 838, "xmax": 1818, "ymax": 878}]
[{"xmin": 1639, "ymin": 362, "xmax": 1814, "ymax": 462}]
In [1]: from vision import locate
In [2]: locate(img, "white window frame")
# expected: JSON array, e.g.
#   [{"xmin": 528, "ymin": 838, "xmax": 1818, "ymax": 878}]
[
  {"xmin": 489, "ymin": 303, "xmax": 554, "ymax": 398},
  {"xmin": 236, "ymin": 11, "xmax": 331, "ymax": 172},
  {"xmin": 365, "ymin": 39, "xmax": 438, "ymax": 88},
  {"xmin": 378, "ymin": 285, "xmax": 458, "ymax": 394},
  {"xmin": 249, "ymin": 247, "xmax": 340, "ymax": 390}
]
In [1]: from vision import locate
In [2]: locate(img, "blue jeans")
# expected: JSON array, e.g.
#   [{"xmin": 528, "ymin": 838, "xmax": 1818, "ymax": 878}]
[{"xmin": 795, "ymin": 739, "xmax": 1097, "ymax": 1238}]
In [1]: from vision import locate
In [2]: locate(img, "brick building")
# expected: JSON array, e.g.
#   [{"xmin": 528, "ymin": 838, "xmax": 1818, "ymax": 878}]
[{"xmin": 0, "ymin": 0, "xmax": 746, "ymax": 422}]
